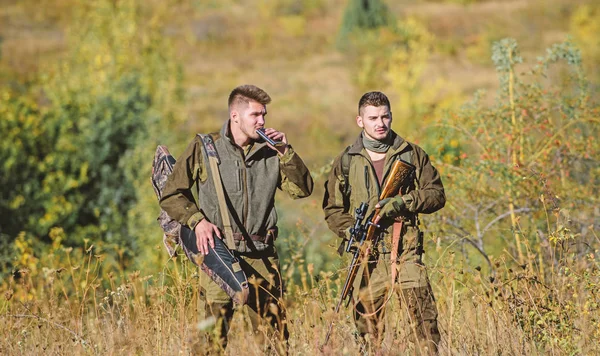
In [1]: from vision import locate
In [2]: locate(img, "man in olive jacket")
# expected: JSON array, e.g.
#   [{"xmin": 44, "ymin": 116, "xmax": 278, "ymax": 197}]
[
  {"xmin": 160, "ymin": 85, "xmax": 313, "ymax": 352},
  {"xmin": 323, "ymin": 91, "xmax": 445, "ymax": 353}
]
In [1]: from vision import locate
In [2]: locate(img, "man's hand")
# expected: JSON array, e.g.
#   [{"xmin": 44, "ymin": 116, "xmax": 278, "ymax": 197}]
[
  {"xmin": 374, "ymin": 196, "xmax": 406, "ymax": 223},
  {"xmin": 262, "ymin": 127, "xmax": 289, "ymax": 155},
  {"xmin": 194, "ymin": 219, "xmax": 222, "ymax": 255}
]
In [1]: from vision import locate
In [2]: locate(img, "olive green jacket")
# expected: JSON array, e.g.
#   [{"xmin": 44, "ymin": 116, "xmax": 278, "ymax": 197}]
[
  {"xmin": 323, "ymin": 131, "xmax": 445, "ymax": 240},
  {"xmin": 160, "ymin": 121, "xmax": 313, "ymax": 253}
]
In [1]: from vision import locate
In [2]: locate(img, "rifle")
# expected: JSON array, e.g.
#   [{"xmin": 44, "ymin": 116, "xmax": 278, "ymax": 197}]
[{"xmin": 323, "ymin": 156, "xmax": 415, "ymax": 347}]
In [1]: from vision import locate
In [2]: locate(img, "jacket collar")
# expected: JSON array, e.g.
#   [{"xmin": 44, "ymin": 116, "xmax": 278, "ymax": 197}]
[
  {"xmin": 219, "ymin": 120, "xmax": 269, "ymax": 161},
  {"xmin": 348, "ymin": 130, "xmax": 410, "ymax": 156}
]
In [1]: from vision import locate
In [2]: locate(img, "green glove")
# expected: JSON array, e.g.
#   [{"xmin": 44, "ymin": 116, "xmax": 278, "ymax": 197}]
[{"xmin": 377, "ymin": 196, "xmax": 406, "ymax": 220}]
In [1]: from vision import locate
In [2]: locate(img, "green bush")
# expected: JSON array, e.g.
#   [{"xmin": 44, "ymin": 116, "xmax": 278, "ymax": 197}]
[
  {"xmin": 0, "ymin": 0, "xmax": 181, "ymax": 275},
  {"xmin": 431, "ymin": 38, "xmax": 599, "ymax": 273}
]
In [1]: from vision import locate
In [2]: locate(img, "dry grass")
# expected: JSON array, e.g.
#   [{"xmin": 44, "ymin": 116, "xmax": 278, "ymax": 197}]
[{"xmin": 1, "ymin": 232, "xmax": 598, "ymax": 355}]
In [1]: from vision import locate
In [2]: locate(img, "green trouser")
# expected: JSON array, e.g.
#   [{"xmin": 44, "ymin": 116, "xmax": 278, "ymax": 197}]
[
  {"xmin": 199, "ymin": 247, "xmax": 288, "ymax": 354},
  {"xmin": 353, "ymin": 226, "xmax": 440, "ymax": 354}
]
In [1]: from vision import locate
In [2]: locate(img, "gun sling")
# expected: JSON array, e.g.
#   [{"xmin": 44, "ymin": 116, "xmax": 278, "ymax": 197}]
[
  {"xmin": 206, "ymin": 153, "xmax": 237, "ymax": 251},
  {"xmin": 390, "ymin": 220, "xmax": 403, "ymax": 284}
]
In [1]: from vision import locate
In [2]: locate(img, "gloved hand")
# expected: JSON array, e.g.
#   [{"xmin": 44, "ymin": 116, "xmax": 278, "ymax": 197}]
[
  {"xmin": 376, "ymin": 196, "xmax": 407, "ymax": 220},
  {"xmin": 337, "ymin": 226, "xmax": 355, "ymax": 256}
]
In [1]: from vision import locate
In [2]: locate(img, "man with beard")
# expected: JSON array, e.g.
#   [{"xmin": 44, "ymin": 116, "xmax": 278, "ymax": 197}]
[
  {"xmin": 323, "ymin": 91, "xmax": 445, "ymax": 354},
  {"xmin": 160, "ymin": 84, "xmax": 313, "ymax": 353}
]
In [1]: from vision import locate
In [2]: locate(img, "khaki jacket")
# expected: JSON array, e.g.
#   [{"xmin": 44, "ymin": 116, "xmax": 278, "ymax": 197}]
[
  {"xmin": 323, "ymin": 131, "xmax": 445, "ymax": 241},
  {"xmin": 160, "ymin": 121, "xmax": 313, "ymax": 253}
]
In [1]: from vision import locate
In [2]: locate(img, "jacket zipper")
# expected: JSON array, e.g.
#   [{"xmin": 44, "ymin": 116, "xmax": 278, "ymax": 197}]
[
  {"xmin": 242, "ymin": 165, "xmax": 248, "ymax": 226},
  {"xmin": 232, "ymin": 145, "xmax": 249, "ymax": 228}
]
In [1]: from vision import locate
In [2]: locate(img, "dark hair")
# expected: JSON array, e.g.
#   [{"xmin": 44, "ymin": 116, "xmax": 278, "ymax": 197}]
[
  {"xmin": 228, "ymin": 85, "xmax": 271, "ymax": 109},
  {"xmin": 358, "ymin": 91, "xmax": 391, "ymax": 114}
]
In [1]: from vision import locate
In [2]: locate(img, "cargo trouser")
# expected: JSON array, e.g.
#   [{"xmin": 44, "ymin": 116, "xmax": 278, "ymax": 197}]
[
  {"xmin": 199, "ymin": 247, "xmax": 288, "ymax": 354},
  {"xmin": 353, "ymin": 225, "xmax": 440, "ymax": 354}
]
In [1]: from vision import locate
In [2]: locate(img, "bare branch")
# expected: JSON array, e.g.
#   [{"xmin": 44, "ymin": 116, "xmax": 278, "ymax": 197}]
[
  {"xmin": 483, "ymin": 208, "xmax": 532, "ymax": 234},
  {"xmin": 461, "ymin": 236, "xmax": 494, "ymax": 275}
]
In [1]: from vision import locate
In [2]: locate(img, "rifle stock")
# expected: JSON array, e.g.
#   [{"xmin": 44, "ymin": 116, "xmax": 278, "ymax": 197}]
[
  {"xmin": 322, "ymin": 157, "xmax": 415, "ymax": 347},
  {"xmin": 366, "ymin": 157, "xmax": 415, "ymax": 240}
]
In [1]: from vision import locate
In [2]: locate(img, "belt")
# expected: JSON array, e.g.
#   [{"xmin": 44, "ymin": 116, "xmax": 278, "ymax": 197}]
[{"xmin": 232, "ymin": 228, "xmax": 278, "ymax": 244}]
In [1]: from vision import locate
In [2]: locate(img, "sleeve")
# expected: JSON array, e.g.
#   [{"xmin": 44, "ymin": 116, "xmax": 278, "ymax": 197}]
[
  {"xmin": 159, "ymin": 136, "xmax": 209, "ymax": 230},
  {"xmin": 401, "ymin": 146, "xmax": 446, "ymax": 214},
  {"xmin": 322, "ymin": 153, "xmax": 354, "ymax": 239},
  {"xmin": 278, "ymin": 145, "xmax": 314, "ymax": 199}
]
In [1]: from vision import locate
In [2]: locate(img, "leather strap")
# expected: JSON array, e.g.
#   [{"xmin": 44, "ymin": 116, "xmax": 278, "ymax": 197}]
[
  {"xmin": 199, "ymin": 134, "xmax": 237, "ymax": 251},
  {"xmin": 390, "ymin": 220, "xmax": 403, "ymax": 284}
]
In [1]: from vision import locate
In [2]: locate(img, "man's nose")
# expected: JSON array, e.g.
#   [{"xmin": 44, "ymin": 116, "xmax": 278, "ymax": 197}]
[{"xmin": 257, "ymin": 116, "xmax": 265, "ymax": 126}]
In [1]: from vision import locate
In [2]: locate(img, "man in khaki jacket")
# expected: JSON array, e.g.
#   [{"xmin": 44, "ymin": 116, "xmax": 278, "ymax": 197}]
[
  {"xmin": 160, "ymin": 85, "xmax": 313, "ymax": 353},
  {"xmin": 323, "ymin": 91, "xmax": 445, "ymax": 353}
]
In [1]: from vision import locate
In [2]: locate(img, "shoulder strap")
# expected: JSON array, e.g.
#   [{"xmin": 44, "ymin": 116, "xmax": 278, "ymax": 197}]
[
  {"xmin": 340, "ymin": 146, "xmax": 352, "ymax": 197},
  {"xmin": 197, "ymin": 134, "xmax": 237, "ymax": 251},
  {"xmin": 199, "ymin": 133, "xmax": 220, "ymax": 163}
]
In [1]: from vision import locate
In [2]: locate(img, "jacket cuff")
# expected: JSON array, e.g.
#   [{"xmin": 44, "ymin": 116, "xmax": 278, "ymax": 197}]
[
  {"xmin": 279, "ymin": 145, "xmax": 296, "ymax": 164},
  {"xmin": 187, "ymin": 212, "xmax": 205, "ymax": 230},
  {"xmin": 401, "ymin": 194, "xmax": 415, "ymax": 212},
  {"xmin": 344, "ymin": 226, "xmax": 352, "ymax": 239}
]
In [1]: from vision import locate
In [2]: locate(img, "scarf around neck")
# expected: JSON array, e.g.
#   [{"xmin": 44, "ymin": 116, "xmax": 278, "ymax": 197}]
[{"xmin": 362, "ymin": 132, "xmax": 392, "ymax": 153}]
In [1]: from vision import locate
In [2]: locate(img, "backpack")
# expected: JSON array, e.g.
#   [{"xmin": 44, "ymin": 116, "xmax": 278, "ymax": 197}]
[{"xmin": 151, "ymin": 143, "xmax": 249, "ymax": 304}]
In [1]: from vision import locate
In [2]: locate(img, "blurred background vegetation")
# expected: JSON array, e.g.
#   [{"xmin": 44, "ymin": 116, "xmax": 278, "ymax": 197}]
[{"xmin": 0, "ymin": 0, "xmax": 598, "ymax": 354}]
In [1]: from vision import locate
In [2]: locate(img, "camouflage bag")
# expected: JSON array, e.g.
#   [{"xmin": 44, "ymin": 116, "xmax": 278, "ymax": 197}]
[
  {"xmin": 151, "ymin": 146, "xmax": 179, "ymax": 257},
  {"xmin": 151, "ymin": 144, "xmax": 249, "ymax": 304}
]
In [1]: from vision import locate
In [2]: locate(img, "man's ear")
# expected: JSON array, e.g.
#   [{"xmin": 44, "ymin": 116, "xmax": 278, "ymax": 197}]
[
  {"xmin": 231, "ymin": 110, "xmax": 239, "ymax": 123},
  {"xmin": 356, "ymin": 115, "xmax": 364, "ymax": 128}
]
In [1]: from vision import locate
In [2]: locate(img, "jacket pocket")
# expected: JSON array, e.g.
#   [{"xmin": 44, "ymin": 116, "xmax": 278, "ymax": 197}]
[
  {"xmin": 233, "ymin": 161, "xmax": 242, "ymax": 192},
  {"xmin": 235, "ymin": 169, "xmax": 243, "ymax": 192}
]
